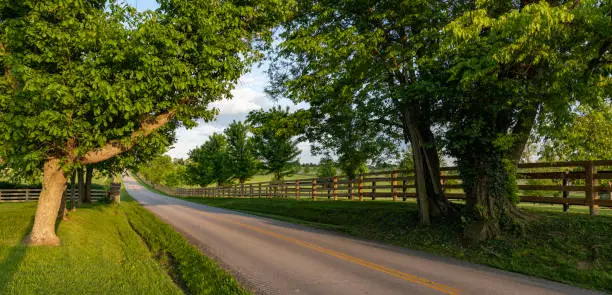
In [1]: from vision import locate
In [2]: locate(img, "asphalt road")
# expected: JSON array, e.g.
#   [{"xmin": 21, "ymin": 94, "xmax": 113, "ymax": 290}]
[{"xmin": 123, "ymin": 175, "xmax": 602, "ymax": 295}]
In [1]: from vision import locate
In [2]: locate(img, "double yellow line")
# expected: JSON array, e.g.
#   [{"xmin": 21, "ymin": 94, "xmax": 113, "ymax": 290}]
[{"xmin": 213, "ymin": 215, "xmax": 460, "ymax": 295}]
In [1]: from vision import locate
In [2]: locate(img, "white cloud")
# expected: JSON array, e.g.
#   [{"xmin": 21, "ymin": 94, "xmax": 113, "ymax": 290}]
[
  {"xmin": 210, "ymin": 87, "xmax": 269, "ymax": 115},
  {"xmin": 297, "ymin": 142, "xmax": 322, "ymax": 164},
  {"xmin": 165, "ymin": 66, "xmax": 316, "ymax": 163},
  {"xmin": 165, "ymin": 124, "xmax": 224, "ymax": 159}
]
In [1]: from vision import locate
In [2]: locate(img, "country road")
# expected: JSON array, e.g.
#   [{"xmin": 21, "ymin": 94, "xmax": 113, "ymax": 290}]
[{"xmin": 123, "ymin": 175, "xmax": 602, "ymax": 295}]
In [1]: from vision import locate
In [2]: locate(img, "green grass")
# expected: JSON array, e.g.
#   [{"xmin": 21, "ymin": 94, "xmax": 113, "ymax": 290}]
[
  {"xmin": 0, "ymin": 190, "xmax": 248, "ymax": 295},
  {"xmin": 169, "ymin": 197, "xmax": 612, "ymax": 293}
]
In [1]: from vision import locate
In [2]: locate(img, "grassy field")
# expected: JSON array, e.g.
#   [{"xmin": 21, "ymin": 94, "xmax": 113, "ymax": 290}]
[
  {"xmin": 0, "ymin": 190, "xmax": 248, "ymax": 295},
  {"xmin": 167, "ymin": 196, "xmax": 612, "ymax": 292}
]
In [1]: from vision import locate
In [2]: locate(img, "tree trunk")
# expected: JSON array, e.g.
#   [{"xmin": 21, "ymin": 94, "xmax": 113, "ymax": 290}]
[
  {"xmin": 25, "ymin": 158, "xmax": 67, "ymax": 246},
  {"xmin": 401, "ymin": 107, "xmax": 452, "ymax": 225},
  {"xmin": 78, "ymin": 167, "xmax": 85, "ymax": 203},
  {"xmin": 85, "ymin": 166, "xmax": 93, "ymax": 203},
  {"xmin": 70, "ymin": 170, "xmax": 77, "ymax": 211},
  {"xmin": 461, "ymin": 156, "xmax": 527, "ymax": 242},
  {"xmin": 58, "ymin": 190, "xmax": 68, "ymax": 221}
]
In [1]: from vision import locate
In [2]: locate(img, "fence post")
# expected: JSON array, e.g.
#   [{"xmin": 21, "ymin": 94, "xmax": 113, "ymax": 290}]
[
  {"xmin": 312, "ymin": 179, "xmax": 317, "ymax": 201},
  {"xmin": 586, "ymin": 161, "xmax": 598, "ymax": 216},
  {"xmin": 333, "ymin": 177, "xmax": 338, "ymax": 200},
  {"xmin": 372, "ymin": 181, "xmax": 377, "ymax": 200},
  {"xmin": 392, "ymin": 172, "xmax": 398, "ymax": 202},
  {"xmin": 402, "ymin": 178, "xmax": 407, "ymax": 201},
  {"xmin": 284, "ymin": 183, "xmax": 289, "ymax": 199},
  {"xmin": 327, "ymin": 179, "xmax": 331, "ymax": 199},
  {"xmin": 349, "ymin": 181, "xmax": 354, "ymax": 200},
  {"xmin": 563, "ymin": 171, "xmax": 570, "ymax": 212},
  {"xmin": 358, "ymin": 175, "xmax": 364, "ymax": 201},
  {"xmin": 25, "ymin": 188, "xmax": 30, "ymax": 201},
  {"xmin": 296, "ymin": 180, "xmax": 300, "ymax": 200}
]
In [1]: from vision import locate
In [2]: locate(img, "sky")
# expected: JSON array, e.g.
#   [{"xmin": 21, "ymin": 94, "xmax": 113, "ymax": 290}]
[{"xmin": 128, "ymin": 0, "xmax": 321, "ymax": 163}]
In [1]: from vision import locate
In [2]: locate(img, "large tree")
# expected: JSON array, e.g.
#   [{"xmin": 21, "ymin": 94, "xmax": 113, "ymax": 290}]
[
  {"xmin": 441, "ymin": 0, "xmax": 610, "ymax": 240},
  {"xmin": 302, "ymin": 95, "xmax": 399, "ymax": 180},
  {"xmin": 269, "ymin": 0, "xmax": 467, "ymax": 225},
  {"xmin": 247, "ymin": 107, "xmax": 303, "ymax": 180},
  {"xmin": 225, "ymin": 121, "xmax": 259, "ymax": 184},
  {"xmin": 0, "ymin": 0, "xmax": 292, "ymax": 245},
  {"xmin": 186, "ymin": 133, "xmax": 234, "ymax": 186}
]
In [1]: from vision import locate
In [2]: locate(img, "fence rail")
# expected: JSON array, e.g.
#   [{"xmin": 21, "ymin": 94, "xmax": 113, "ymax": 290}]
[
  {"xmin": 0, "ymin": 188, "xmax": 108, "ymax": 203},
  {"xmin": 141, "ymin": 160, "xmax": 612, "ymax": 214}
]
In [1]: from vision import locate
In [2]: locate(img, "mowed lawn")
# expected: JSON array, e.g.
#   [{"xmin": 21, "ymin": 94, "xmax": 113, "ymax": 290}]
[
  {"xmin": 178, "ymin": 197, "xmax": 612, "ymax": 293},
  {"xmin": 0, "ymin": 191, "xmax": 248, "ymax": 295}
]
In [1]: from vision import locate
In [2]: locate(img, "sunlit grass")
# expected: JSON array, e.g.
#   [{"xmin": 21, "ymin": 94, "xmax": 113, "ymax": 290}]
[{"xmin": 0, "ymin": 191, "xmax": 248, "ymax": 295}]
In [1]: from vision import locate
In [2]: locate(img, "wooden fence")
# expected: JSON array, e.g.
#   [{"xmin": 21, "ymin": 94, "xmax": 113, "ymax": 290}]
[
  {"xmin": 0, "ymin": 188, "xmax": 109, "ymax": 203},
  {"xmin": 142, "ymin": 160, "xmax": 612, "ymax": 214}
]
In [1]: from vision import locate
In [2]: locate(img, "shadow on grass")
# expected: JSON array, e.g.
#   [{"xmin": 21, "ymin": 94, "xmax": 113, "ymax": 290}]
[{"xmin": 0, "ymin": 216, "xmax": 34, "ymax": 293}]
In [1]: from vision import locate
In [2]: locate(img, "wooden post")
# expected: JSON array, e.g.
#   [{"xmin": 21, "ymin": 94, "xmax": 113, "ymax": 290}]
[
  {"xmin": 25, "ymin": 188, "xmax": 30, "ymax": 201},
  {"xmin": 586, "ymin": 161, "xmax": 598, "ymax": 216},
  {"xmin": 249, "ymin": 184, "xmax": 253, "ymax": 198},
  {"xmin": 258, "ymin": 183, "xmax": 262, "ymax": 198},
  {"xmin": 327, "ymin": 178, "xmax": 331, "ymax": 199},
  {"xmin": 333, "ymin": 177, "xmax": 338, "ymax": 200},
  {"xmin": 349, "ymin": 181, "xmax": 354, "ymax": 200},
  {"xmin": 562, "ymin": 171, "xmax": 570, "ymax": 212},
  {"xmin": 110, "ymin": 183, "xmax": 121, "ymax": 204},
  {"xmin": 402, "ymin": 178, "xmax": 407, "ymax": 201},
  {"xmin": 284, "ymin": 183, "xmax": 288, "ymax": 199},
  {"xmin": 281, "ymin": 182, "xmax": 286, "ymax": 199},
  {"xmin": 392, "ymin": 172, "xmax": 398, "ymax": 202},
  {"xmin": 296, "ymin": 180, "xmax": 300, "ymax": 200},
  {"xmin": 358, "ymin": 175, "xmax": 364, "ymax": 201},
  {"xmin": 372, "ymin": 181, "xmax": 377, "ymax": 200},
  {"xmin": 312, "ymin": 179, "xmax": 317, "ymax": 201}
]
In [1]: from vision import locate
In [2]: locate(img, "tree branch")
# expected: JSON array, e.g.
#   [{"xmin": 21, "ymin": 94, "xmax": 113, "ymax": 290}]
[
  {"xmin": 80, "ymin": 111, "xmax": 174, "ymax": 164},
  {"xmin": 509, "ymin": 105, "xmax": 539, "ymax": 163}
]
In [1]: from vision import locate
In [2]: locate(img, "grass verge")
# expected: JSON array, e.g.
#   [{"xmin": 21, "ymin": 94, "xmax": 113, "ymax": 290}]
[{"xmin": 0, "ymin": 190, "xmax": 248, "ymax": 295}]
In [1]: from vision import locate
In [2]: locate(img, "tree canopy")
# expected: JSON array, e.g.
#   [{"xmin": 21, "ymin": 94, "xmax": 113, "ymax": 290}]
[
  {"xmin": 269, "ymin": 0, "xmax": 610, "ymax": 239},
  {"xmin": 225, "ymin": 121, "xmax": 259, "ymax": 183},
  {"xmin": 247, "ymin": 107, "xmax": 303, "ymax": 180},
  {"xmin": 186, "ymin": 133, "xmax": 233, "ymax": 187},
  {"xmin": 0, "ymin": 0, "xmax": 294, "ymax": 245}
]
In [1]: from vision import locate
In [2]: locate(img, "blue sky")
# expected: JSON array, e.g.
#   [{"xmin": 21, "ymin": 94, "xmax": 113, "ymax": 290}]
[{"xmin": 127, "ymin": 0, "xmax": 319, "ymax": 163}]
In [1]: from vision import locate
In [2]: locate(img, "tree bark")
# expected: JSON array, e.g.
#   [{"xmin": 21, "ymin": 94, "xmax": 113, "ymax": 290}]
[
  {"xmin": 401, "ymin": 107, "xmax": 452, "ymax": 225},
  {"xmin": 58, "ymin": 187, "xmax": 68, "ymax": 221},
  {"xmin": 24, "ymin": 158, "xmax": 67, "ymax": 246},
  {"xmin": 508, "ymin": 107, "xmax": 539, "ymax": 163},
  {"xmin": 70, "ymin": 170, "xmax": 77, "ymax": 211},
  {"xmin": 460, "ymin": 154, "xmax": 532, "ymax": 242},
  {"xmin": 25, "ymin": 111, "xmax": 175, "ymax": 247},
  {"xmin": 85, "ymin": 166, "xmax": 93, "ymax": 203},
  {"xmin": 78, "ymin": 167, "xmax": 86, "ymax": 203},
  {"xmin": 80, "ymin": 111, "xmax": 174, "ymax": 164}
]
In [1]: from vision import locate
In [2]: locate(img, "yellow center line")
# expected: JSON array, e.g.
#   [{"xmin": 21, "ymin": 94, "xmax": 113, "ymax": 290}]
[{"xmin": 212, "ymin": 215, "xmax": 461, "ymax": 295}]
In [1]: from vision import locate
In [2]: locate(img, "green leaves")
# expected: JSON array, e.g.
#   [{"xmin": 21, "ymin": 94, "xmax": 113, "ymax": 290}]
[
  {"xmin": 186, "ymin": 133, "xmax": 234, "ymax": 186},
  {"xmin": 0, "ymin": 0, "xmax": 293, "ymax": 174},
  {"xmin": 247, "ymin": 107, "xmax": 302, "ymax": 180},
  {"xmin": 225, "ymin": 121, "xmax": 259, "ymax": 183}
]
